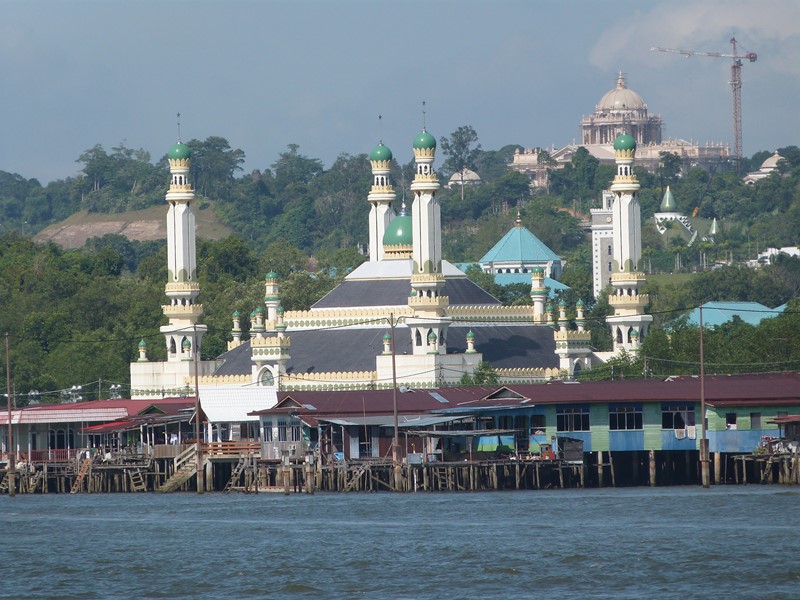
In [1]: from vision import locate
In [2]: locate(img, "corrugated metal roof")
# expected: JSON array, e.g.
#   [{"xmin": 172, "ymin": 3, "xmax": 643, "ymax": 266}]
[
  {"xmin": 199, "ymin": 387, "xmax": 277, "ymax": 423},
  {"xmin": 686, "ymin": 301, "xmax": 784, "ymax": 328}
]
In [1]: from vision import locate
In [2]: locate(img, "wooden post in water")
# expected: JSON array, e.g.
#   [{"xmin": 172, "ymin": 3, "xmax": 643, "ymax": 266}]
[
  {"xmin": 649, "ymin": 450, "xmax": 656, "ymax": 487},
  {"xmin": 597, "ymin": 451, "xmax": 604, "ymax": 488},
  {"xmin": 5, "ymin": 332, "xmax": 15, "ymax": 497},
  {"xmin": 714, "ymin": 452, "xmax": 721, "ymax": 484}
]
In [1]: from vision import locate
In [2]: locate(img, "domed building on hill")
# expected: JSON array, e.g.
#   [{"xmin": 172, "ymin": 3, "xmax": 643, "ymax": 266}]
[{"xmin": 581, "ymin": 72, "xmax": 663, "ymax": 147}]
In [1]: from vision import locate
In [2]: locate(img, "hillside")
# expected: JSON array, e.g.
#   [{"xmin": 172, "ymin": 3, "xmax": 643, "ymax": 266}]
[{"xmin": 34, "ymin": 202, "xmax": 233, "ymax": 249}]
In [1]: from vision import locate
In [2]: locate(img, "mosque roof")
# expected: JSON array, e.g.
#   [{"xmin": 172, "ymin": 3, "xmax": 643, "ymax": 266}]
[
  {"xmin": 168, "ymin": 142, "xmax": 191, "ymax": 160},
  {"xmin": 597, "ymin": 72, "xmax": 646, "ymax": 112},
  {"xmin": 413, "ymin": 130, "xmax": 436, "ymax": 150},
  {"xmin": 213, "ymin": 323, "xmax": 559, "ymax": 377},
  {"xmin": 312, "ymin": 276, "xmax": 500, "ymax": 309},
  {"xmin": 613, "ymin": 134, "xmax": 636, "ymax": 151},
  {"xmin": 370, "ymin": 143, "xmax": 392, "ymax": 162},
  {"xmin": 685, "ymin": 301, "xmax": 785, "ymax": 328},
  {"xmin": 660, "ymin": 186, "xmax": 677, "ymax": 212},
  {"xmin": 479, "ymin": 223, "xmax": 561, "ymax": 264},
  {"xmin": 383, "ymin": 213, "xmax": 412, "ymax": 246}
]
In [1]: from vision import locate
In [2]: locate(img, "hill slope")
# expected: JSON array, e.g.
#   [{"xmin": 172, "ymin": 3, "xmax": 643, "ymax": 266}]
[{"xmin": 34, "ymin": 202, "xmax": 233, "ymax": 248}]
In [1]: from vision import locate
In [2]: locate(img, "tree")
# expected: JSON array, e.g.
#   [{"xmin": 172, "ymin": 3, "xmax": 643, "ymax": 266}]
[{"xmin": 440, "ymin": 126, "xmax": 481, "ymax": 203}]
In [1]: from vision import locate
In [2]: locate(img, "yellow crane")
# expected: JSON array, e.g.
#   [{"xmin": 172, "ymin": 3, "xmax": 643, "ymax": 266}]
[{"xmin": 652, "ymin": 36, "xmax": 757, "ymax": 173}]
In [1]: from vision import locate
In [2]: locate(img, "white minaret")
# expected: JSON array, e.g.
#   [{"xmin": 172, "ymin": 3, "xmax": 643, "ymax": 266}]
[
  {"xmin": 407, "ymin": 127, "xmax": 449, "ymax": 356},
  {"xmin": 410, "ymin": 128, "xmax": 442, "ymax": 276},
  {"xmin": 606, "ymin": 134, "xmax": 652, "ymax": 355},
  {"xmin": 367, "ymin": 142, "xmax": 396, "ymax": 261},
  {"xmin": 160, "ymin": 139, "xmax": 206, "ymax": 362}
]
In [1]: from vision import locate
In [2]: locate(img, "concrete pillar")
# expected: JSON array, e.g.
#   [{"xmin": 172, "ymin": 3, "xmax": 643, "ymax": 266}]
[{"xmin": 714, "ymin": 452, "xmax": 722, "ymax": 485}]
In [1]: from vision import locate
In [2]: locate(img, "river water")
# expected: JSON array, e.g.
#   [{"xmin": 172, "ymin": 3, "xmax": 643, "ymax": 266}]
[{"xmin": 1, "ymin": 486, "xmax": 798, "ymax": 599}]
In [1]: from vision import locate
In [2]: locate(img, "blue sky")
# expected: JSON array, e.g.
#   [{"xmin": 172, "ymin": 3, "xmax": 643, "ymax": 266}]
[{"xmin": 1, "ymin": 0, "xmax": 798, "ymax": 183}]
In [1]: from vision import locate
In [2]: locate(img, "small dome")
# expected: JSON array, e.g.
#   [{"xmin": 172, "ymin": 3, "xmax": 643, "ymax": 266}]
[
  {"xmin": 182, "ymin": 338, "xmax": 192, "ymax": 348},
  {"xmin": 466, "ymin": 330, "xmax": 475, "ymax": 340},
  {"xmin": 383, "ymin": 213, "xmax": 412, "ymax": 247},
  {"xmin": 760, "ymin": 151, "xmax": 783, "ymax": 171},
  {"xmin": 576, "ymin": 299, "xmax": 585, "ymax": 307},
  {"xmin": 383, "ymin": 333, "xmax": 392, "ymax": 341},
  {"xmin": 558, "ymin": 299, "xmax": 567, "ymax": 308},
  {"xmin": 597, "ymin": 73, "xmax": 646, "ymax": 112},
  {"xmin": 276, "ymin": 305, "xmax": 285, "ymax": 314},
  {"xmin": 168, "ymin": 142, "xmax": 191, "ymax": 160},
  {"xmin": 413, "ymin": 130, "xmax": 436, "ymax": 150},
  {"xmin": 138, "ymin": 339, "xmax": 147, "ymax": 348},
  {"xmin": 232, "ymin": 310, "xmax": 240, "ymax": 318},
  {"xmin": 255, "ymin": 306, "xmax": 264, "ymax": 314},
  {"xmin": 660, "ymin": 186, "xmax": 677, "ymax": 212},
  {"xmin": 613, "ymin": 134, "xmax": 636, "ymax": 151},
  {"xmin": 370, "ymin": 143, "xmax": 393, "ymax": 162},
  {"xmin": 630, "ymin": 328, "xmax": 639, "ymax": 338},
  {"xmin": 427, "ymin": 331, "xmax": 438, "ymax": 341},
  {"xmin": 265, "ymin": 271, "xmax": 278, "ymax": 280},
  {"xmin": 448, "ymin": 168, "xmax": 481, "ymax": 187}
]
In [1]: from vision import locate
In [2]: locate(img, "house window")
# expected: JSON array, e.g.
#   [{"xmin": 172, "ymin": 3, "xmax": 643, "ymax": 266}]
[
  {"xmin": 262, "ymin": 420, "xmax": 273, "ymax": 442},
  {"xmin": 290, "ymin": 421, "xmax": 301, "ymax": 442},
  {"xmin": 531, "ymin": 415, "xmax": 546, "ymax": 432},
  {"xmin": 750, "ymin": 413, "xmax": 762, "ymax": 429},
  {"xmin": 557, "ymin": 407, "xmax": 590, "ymax": 432},
  {"xmin": 661, "ymin": 404, "xmax": 695, "ymax": 430},
  {"xmin": 725, "ymin": 413, "xmax": 738, "ymax": 430},
  {"xmin": 498, "ymin": 415, "xmax": 514, "ymax": 430},
  {"xmin": 359, "ymin": 426, "xmax": 373, "ymax": 458},
  {"xmin": 277, "ymin": 419, "xmax": 287, "ymax": 442},
  {"xmin": 609, "ymin": 404, "xmax": 643, "ymax": 430}
]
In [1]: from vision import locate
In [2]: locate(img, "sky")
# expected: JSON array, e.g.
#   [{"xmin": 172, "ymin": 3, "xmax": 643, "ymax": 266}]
[{"xmin": 1, "ymin": 0, "xmax": 798, "ymax": 183}]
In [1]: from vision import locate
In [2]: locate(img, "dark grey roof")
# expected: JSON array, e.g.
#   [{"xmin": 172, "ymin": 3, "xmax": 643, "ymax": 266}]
[
  {"xmin": 213, "ymin": 324, "xmax": 557, "ymax": 376},
  {"xmin": 312, "ymin": 277, "xmax": 500, "ymax": 309}
]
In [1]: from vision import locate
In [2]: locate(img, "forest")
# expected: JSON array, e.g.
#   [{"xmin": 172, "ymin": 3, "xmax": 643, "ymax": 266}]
[{"xmin": 0, "ymin": 128, "xmax": 799, "ymax": 402}]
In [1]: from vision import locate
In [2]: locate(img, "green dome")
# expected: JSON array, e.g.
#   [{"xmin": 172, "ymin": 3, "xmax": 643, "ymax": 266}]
[
  {"xmin": 277, "ymin": 305, "xmax": 285, "ymax": 313},
  {"xmin": 613, "ymin": 134, "xmax": 636, "ymax": 151},
  {"xmin": 576, "ymin": 299, "xmax": 584, "ymax": 307},
  {"xmin": 383, "ymin": 333, "xmax": 392, "ymax": 341},
  {"xmin": 427, "ymin": 331, "xmax": 438, "ymax": 341},
  {"xmin": 138, "ymin": 339, "xmax": 147, "ymax": 348},
  {"xmin": 232, "ymin": 310, "xmax": 240, "ymax": 318},
  {"xmin": 168, "ymin": 142, "xmax": 191, "ymax": 160},
  {"xmin": 370, "ymin": 143, "xmax": 393, "ymax": 162},
  {"xmin": 255, "ymin": 306, "xmax": 264, "ymax": 313},
  {"xmin": 466, "ymin": 330, "xmax": 475, "ymax": 340},
  {"xmin": 182, "ymin": 338, "xmax": 191, "ymax": 348},
  {"xmin": 383, "ymin": 214, "xmax": 412, "ymax": 246},
  {"xmin": 413, "ymin": 130, "xmax": 436, "ymax": 150},
  {"xmin": 265, "ymin": 271, "xmax": 278, "ymax": 280}
]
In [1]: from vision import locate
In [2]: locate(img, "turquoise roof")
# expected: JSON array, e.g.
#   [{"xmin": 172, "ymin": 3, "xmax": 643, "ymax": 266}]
[
  {"xmin": 479, "ymin": 224, "xmax": 561, "ymax": 264},
  {"xmin": 686, "ymin": 301, "xmax": 785, "ymax": 328}
]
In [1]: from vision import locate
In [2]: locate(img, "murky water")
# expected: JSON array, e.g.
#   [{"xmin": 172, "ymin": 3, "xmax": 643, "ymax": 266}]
[{"xmin": 1, "ymin": 486, "xmax": 798, "ymax": 599}]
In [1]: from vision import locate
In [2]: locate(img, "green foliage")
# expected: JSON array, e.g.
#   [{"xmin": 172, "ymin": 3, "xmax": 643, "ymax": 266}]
[{"xmin": 460, "ymin": 361, "xmax": 498, "ymax": 386}]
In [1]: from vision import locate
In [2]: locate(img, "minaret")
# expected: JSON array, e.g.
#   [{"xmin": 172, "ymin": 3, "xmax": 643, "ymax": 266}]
[
  {"xmin": 408, "ymin": 127, "xmax": 449, "ymax": 355},
  {"xmin": 160, "ymin": 140, "xmax": 206, "ymax": 362},
  {"xmin": 367, "ymin": 142, "xmax": 396, "ymax": 261},
  {"xmin": 606, "ymin": 133, "xmax": 652, "ymax": 355}
]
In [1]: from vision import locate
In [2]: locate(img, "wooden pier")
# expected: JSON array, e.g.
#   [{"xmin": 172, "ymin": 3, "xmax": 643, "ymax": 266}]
[{"xmin": 3, "ymin": 447, "xmax": 800, "ymax": 494}]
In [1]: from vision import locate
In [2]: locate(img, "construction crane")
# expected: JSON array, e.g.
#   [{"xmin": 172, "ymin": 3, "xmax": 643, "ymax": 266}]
[{"xmin": 652, "ymin": 36, "xmax": 757, "ymax": 173}]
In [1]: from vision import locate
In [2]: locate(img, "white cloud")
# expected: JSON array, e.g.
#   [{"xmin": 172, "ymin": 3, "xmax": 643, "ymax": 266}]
[{"xmin": 590, "ymin": 0, "xmax": 800, "ymax": 75}]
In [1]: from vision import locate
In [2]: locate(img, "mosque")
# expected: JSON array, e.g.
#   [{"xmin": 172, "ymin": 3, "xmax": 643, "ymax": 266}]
[{"xmin": 130, "ymin": 127, "xmax": 651, "ymax": 399}]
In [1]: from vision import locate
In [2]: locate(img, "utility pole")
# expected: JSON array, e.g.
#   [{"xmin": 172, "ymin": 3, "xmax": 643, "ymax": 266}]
[
  {"xmin": 389, "ymin": 313, "xmax": 402, "ymax": 492},
  {"xmin": 193, "ymin": 325, "xmax": 204, "ymax": 494},
  {"xmin": 699, "ymin": 307, "xmax": 710, "ymax": 488},
  {"xmin": 5, "ymin": 332, "xmax": 15, "ymax": 497}
]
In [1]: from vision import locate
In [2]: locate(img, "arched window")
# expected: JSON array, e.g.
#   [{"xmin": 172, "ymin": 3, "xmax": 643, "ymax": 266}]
[
  {"xmin": 260, "ymin": 369, "xmax": 275, "ymax": 387},
  {"xmin": 415, "ymin": 331, "xmax": 422, "ymax": 346},
  {"xmin": 170, "ymin": 338, "xmax": 177, "ymax": 354},
  {"xmin": 616, "ymin": 327, "xmax": 623, "ymax": 344}
]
